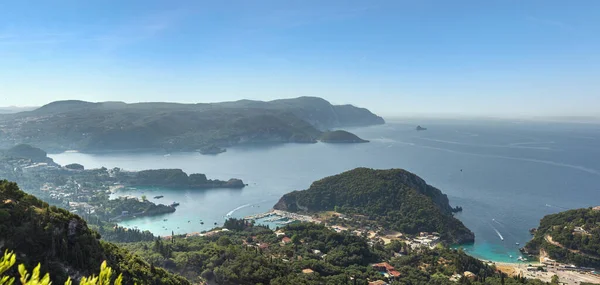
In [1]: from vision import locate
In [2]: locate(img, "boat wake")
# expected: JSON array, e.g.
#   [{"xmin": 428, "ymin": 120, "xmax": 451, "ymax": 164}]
[
  {"xmin": 226, "ymin": 203, "xmax": 252, "ymax": 217},
  {"xmin": 491, "ymin": 225, "xmax": 504, "ymax": 241},
  {"xmin": 545, "ymin": 204, "xmax": 569, "ymax": 210}
]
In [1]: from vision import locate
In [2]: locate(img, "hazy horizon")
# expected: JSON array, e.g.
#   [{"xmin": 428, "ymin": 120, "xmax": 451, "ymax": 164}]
[{"xmin": 2, "ymin": 0, "xmax": 599, "ymax": 117}]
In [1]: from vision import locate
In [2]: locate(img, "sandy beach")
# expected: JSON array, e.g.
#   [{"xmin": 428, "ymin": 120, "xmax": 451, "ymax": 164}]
[{"xmin": 494, "ymin": 261, "xmax": 600, "ymax": 285}]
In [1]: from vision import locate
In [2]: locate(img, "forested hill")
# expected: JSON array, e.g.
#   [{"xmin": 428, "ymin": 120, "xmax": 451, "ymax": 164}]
[
  {"xmin": 0, "ymin": 97, "xmax": 384, "ymax": 152},
  {"xmin": 273, "ymin": 168, "xmax": 474, "ymax": 244},
  {"xmin": 524, "ymin": 207, "xmax": 600, "ymax": 268},
  {"xmin": 0, "ymin": 180, "xmax": 189, "ymax": 285}
]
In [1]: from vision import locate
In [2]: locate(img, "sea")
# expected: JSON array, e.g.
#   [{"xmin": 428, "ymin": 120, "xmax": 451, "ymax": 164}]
[{"xmin": 49, "ymin": 118, "xmax": 600, "ymax": 263}]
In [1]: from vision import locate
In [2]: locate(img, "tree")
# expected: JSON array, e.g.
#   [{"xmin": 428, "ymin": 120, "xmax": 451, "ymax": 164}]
[
  {"xmin": 0, "ymin": 250, "xmax": 124, "ymax": 285},
  {"xmin": 291, "ymin": 234, "xmax": 301, "ymax": 245},
  {"xmin": 551, "ymin": 274, "xmax": 559, "ymax": 285},
  {"xmin": 140, "ymin": 195, "xmax": 147, "ymax": 202}
]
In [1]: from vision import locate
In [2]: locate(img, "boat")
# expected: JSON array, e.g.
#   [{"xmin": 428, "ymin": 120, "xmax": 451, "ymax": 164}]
[
  {"xmin": 163, "ymin": 219, "xmax": 168, "ymax": 221},
  {"xmin": 154, "ymin": 195, "xmax": 164, "ymax": 199},
  {"xmin": 516, "ymin": 242, "xmax": 520, "ymax": 245},
  {"xmin": 170, "ymin": 202, "xmax": 180, "ymax": 207}
]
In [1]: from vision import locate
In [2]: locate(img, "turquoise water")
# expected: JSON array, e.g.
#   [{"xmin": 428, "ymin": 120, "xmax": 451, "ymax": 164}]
[{"xmin": 50, "ymin": 119, "xmax": 600, "ymax": 263}]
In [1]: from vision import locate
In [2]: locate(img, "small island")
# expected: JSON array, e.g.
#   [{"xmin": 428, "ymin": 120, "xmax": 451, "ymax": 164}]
[
  {"xmin": 319, "ymin": 130, "xmax": 369, "ymax": 143},
  {"xmin": 416, "ymin": 125, "xmax": 427, "ymax": 131}
]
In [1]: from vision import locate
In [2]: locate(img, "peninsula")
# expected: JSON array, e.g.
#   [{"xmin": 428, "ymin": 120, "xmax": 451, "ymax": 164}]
[
  {"xmin": 273, "ymin": 167, "xmax": 474, "ymax": 244},
  {"xmin": 0, "ymin": 144, "xmax": 244, "ymax": 224},
  {"xmin": 319, "ymin": 130, "xmax": 369, "ymax": 143},
  {"xmin": 0, "ymin": 97, "xmax": 384, "ymax": 153},
  {"xmin": 524, "ymin": 206, "xmax": 600, "ymax": 269}
]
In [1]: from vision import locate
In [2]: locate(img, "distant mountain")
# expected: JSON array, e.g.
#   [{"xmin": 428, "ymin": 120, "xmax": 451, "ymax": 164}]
[
  {"xmin": 273, "ymin": 168, "xmax": 474, "ymax": 244},
  {"xmin": 524, "ymin": 207, "xmax": 600, "ymax": 268},
  {"xmin": 0, "ymin": 106, "xmax": 37, "ymax": 114},
  {"xmin": 0, "ymin": 180, "xmax": 189, "ymax": 284},
  {"xmin": 0, "ymin": 144, "xmax": 56, "ymax": 164},
  {"xmin": 0, "ymin": 97, "xmax": 384, "ymax": 152}
]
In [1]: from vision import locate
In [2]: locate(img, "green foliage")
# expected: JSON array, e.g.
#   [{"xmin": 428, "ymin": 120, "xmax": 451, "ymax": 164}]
[
  {"xmin": 122, "ymin": 221, "xmax": 549, "ymax": 285},
  {"xmin": 0, "ymin": 97, "xmax": 384, "ymax": 151},
  {"xmin": 0, "ymin": 181, "xmax": 189, "ymax": 285},
  {"xmin": 319, "ymin": 130, "xmax": 368, "ymax": 143},
  {"xmin": 119, "ymin": 169, "xmax": 244, "ymax": 188},
  {"xmin": 2, "ymin": 251, "xmax": 124, "ymax": 285},
  {"xmin": 274, "ymin": 168, "xmax": 474, "ymax": 244},
  {"xmin": 525, "ymin": 207, "xmax": 600, "ymax": 268}
]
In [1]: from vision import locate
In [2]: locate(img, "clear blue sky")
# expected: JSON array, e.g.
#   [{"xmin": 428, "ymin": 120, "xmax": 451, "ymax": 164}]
[{"xmin": 1, "ymin": 0, "xmax": 599, "ymax": 117}]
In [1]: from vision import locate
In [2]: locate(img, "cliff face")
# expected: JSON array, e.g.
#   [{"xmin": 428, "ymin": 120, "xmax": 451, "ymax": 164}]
[{"xmin": 273, "ymin": 168, "xmax": 474, "ymax": 244}]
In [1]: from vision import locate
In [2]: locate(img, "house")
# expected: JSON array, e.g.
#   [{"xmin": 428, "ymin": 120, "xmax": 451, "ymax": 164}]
[
  {"xmin": 281, "ymin": 237, "xmax": 292, "ymax": 245},
  {"xmin": 258, "ymin": 243, "xmax": 270, "ymax": 250},
  {"xmin": 463, "ymin": 271, "xmax": 476, "ymax": 280},
  {"xmin": 574, "ymin": 227, "xmax": 588, "ymax": 234},
  {"xmin": 373, "ymin": 262, "xmax": 394, "ymax": 272},
  {"xmin": 372, "ymin": 262, "xmax": 401, "ymax": 279},
  {"xmin": 449, "ymin": 273, "xmax": 462, "ymax": 282},
  {"xmin": 388, "ymin": 270, "xmax": 401, "ymax": 278},
  {"xmin": 368, "ymin": 281, "xmax": 388, "ymax": 285}
]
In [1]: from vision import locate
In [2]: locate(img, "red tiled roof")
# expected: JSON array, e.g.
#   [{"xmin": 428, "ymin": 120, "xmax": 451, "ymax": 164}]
[
  {"xmin": 282, "ymin": 237, "xmax": 292, "ymax": 243},
  {"xmin": 372, "ymin": 262, "xmax": 395, "ymax": 271},
  {"xmin": 389, "ymin": 270, "xmax": 401, "ymax": 277}
]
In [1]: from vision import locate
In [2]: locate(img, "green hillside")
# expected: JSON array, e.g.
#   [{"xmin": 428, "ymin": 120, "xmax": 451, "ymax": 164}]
[
  {"xmin": 0, "ymin": 97, "xmax": 384, "ymax": 152},
  {"xmin": 0, "ymin": 180, "xmax": 189, "ymax": 285},
  {"xmin": 524, "ymin": 207, "xmax": 600, "ymax": 268},
  {"xmin": 273, "ymin": 168, "xmax": 474, "ymax": 244},
  {"xmin": 320, "ymin": 130, "xmax": 369, "ymax": 143}
]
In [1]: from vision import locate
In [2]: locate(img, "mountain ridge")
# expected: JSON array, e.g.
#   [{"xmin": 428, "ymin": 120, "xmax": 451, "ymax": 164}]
[{"xmin": 0, "ymin": 97, "xmax": 384, "ymax": 152}]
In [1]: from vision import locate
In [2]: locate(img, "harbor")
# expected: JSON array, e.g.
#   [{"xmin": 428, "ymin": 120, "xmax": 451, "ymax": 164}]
[{"xmin": 244, "ymin": 210, "xmax": 320, "ymax": 227}]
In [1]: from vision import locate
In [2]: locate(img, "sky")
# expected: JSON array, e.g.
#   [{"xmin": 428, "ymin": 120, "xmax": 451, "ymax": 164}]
[{"xmin": 1, "ymin": 0, "xmax": 599, "ymax": 117}]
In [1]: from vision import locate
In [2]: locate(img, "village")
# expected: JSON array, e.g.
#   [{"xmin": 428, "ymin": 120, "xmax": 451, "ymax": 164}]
[{"xmin": 240, "ymin": 209, "xmax": 600, "ymax": 285}]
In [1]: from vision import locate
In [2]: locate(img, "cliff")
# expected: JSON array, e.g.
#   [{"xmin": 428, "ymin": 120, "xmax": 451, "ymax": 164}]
[{"xmin": 273, "ymin": 168, "xmax": 474, "ymax": 244}]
